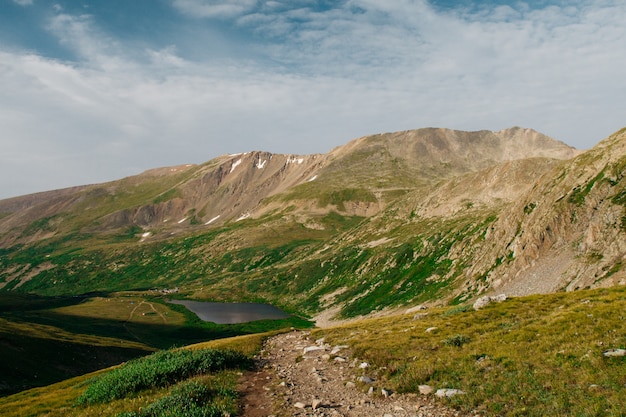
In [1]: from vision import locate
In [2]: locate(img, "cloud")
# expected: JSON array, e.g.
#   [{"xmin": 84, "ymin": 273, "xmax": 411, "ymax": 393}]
[
  {"xmin": 1, "ymin": 0, "xmax": 625, "ymax": 198},
  {"xmin": 12, "ymin": 0, "xmax": 33, "ymax": 6},
  {"xmin": 172, "ymin": 0, "xmax": 259, "ymax": 18}
]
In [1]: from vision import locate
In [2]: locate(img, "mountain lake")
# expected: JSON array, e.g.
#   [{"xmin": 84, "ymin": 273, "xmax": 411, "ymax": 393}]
[{"xmin": 168, "ymin": 300, "xmax": 289, "ymax": 324}]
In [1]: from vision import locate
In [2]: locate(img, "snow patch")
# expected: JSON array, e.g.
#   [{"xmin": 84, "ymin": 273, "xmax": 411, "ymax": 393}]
[
  {"xmin": 139, "ymin": 232, "xmax": 151, "ymax": 242},
  {"xmin": 177, "ymin": 217, "xmax": 188, "ymax": 224},
  {"xmin": 230, "ymin": 158, "xmax": 242, "ymax": 173},
  {"xmin": 287, "ymin": 156, "xmax": 305, "ymax": 165},
  {"xmin": 308, "ymin": 175, "xmax": 318, "ymax": 182},
  {"xmin": 236, "ymin": 213, "xmax": 250, "ymax": 222},
  {"xmin": 256, "ymin": 159, "xmax": 267, "ymax": 169},
  {"xmin": 205, "ymin": 215, "xmax": 221, "ymax": 225},
  {"xmin": 229, "ymin": 153, "xmax": 242, "ymax": 156}
]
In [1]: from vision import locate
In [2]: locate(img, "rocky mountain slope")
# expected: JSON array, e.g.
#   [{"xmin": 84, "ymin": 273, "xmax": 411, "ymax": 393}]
[{"xmin": 1, "ymin": 126, "xmax": 624, "ymax": 319}]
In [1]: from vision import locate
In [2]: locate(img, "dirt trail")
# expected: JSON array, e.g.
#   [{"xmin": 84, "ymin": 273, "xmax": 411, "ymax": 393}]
[
  {"xmin": 239, "ymin": 330, "xmax": 473, "ymax": 417},
  {"xmin": 128, "ymin": 301, "xmax": 167, "ymax": 322}
]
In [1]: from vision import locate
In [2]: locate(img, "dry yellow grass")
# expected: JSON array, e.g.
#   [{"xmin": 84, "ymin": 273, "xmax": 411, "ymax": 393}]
[{"xmin": 316, "ymin": 286, "xmax": 626, "ymax": 416}]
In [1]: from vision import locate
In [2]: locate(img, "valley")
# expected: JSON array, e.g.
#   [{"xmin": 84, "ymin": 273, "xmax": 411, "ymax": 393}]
[{"xmin": 0, "ymin": 126, "xmax": 625, "ymax": 415}]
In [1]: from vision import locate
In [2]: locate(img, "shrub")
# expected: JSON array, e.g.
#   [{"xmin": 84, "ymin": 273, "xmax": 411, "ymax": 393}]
[
  {"xmin": 77, "ymin": 348, "xmax": 251, "ymax": 405},
  {"xmin": 118, "ymin": 379, "xmax": 236, "ymax": 417},
  {"xmin": 442, "ymin": 334, "xmax": 470, "ymax": 348}
]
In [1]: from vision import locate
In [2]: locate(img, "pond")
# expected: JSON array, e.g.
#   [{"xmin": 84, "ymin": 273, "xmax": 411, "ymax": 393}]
[{"xmin": 168, "ymin": 300, "xmax": 289, "ymax": 324}]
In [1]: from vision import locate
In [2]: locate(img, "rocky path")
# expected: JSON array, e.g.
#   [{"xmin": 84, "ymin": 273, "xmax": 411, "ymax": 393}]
[{"xmin": 239, "ymin": 330, "xmax": 472, "ymax": 417}]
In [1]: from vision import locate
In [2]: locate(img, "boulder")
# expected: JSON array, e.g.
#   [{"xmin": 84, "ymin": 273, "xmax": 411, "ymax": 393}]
[
  {"xmin": 435, "ymin": 388, "xmax": 466, "ymax": 398},
  {"xmin": 358, "ymin": 375, "xmax": 375, "ymax": 384},
  {"xmin": 406, "ymin": 305, "xmax": 428, "ymax": 314},
  {"xmin": 603, "ymin": 348, "xmax": 626, "ymax": 357},
  {"xmin": 473, "ymin": 294, "xmax": 507, "ymax": 310},
  {"xmin": 303, "ymin": 345, "xmax": 325, "ymax": 354},
  {"xmin": 418, "ymin": 385, "xmax": 434, "ymax": 395}
]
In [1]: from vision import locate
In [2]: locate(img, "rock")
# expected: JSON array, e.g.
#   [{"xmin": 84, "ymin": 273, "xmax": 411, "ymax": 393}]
[
  {"xmin": 358, "ymin": 375, "xmax": 375, "ymax": 384},
  {"xmin": 345, "ymin": 381, "xmax": 356, "ymax": 388},
  {"xmin": 473, "ymin": 294, "xmax": 507, "ymax": 310},
  {"xmin": 406, "ymin": 305, "xmax": 428, "ymax": 314},
  {"xmin": 331, "ymin": 345, "xmax": 349, "ymax": 354},
  {"xmin": 413, "ymin": 313, "xmax": 429, "ymax": 320},
  {"xmin": 435, "ymin": 388, "xmax": 466, "ymax": 398},
  {"xmin": 381, "ymin": 388, "xmax": 393, "ymax": 397},
  {"xmin": 312, "ymin": 399, "xmax": 322, "ymax": 410},
  {"xmin": 334, "ymin": 356, "xmax": 347, "ymax": 362},
  {"xmin": 322, "ymin": 354, "xmax": 331, "ymax": 360},
  {"xmin": 304, "ymin": 346, "xmax": 325, "ymax": 354},
  {"xmin": 493, "ymin": 293, "xmax": 507, "ymax": 302},
  {"xmin": 359, "ymin": 362, "xmax": 370, "ymax": 369},
  {"xmin": 294, "ymin": 401, "xmax": 307, "ymax": 409},
  {"xmin": 603, "ymin": 348, "xmax": 626, "ymax": 357},
  {"xmin": 418, "ymin": 385, "xmax": 434, "ymax": 395},
  {"xmin": 368, "ymin": 386, "xmax": 375, "ymax": 396},
  {"xmin": 425, "ymin": 327, "xmax": 438, "ymax": 333}
]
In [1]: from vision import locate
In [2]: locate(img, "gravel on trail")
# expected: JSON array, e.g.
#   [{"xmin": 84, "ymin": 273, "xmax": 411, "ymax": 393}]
[{"xmin": 239, "ymin": 330, "xmax": 475, "ymax": 417}]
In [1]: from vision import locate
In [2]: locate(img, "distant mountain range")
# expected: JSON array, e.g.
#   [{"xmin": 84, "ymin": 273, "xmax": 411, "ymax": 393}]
[{"xmin": 1, "ymin": 126, "xmax": 625, "ymax": 320}]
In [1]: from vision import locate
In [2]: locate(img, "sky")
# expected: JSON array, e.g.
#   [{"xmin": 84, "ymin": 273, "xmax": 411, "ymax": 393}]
[{"xmin": 1, "ymin": 0, "xmax": 625, "ymax": 199}]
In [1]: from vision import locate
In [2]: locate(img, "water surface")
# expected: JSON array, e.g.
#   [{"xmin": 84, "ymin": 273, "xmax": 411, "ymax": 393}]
[{"xmin": 168, "ymin": 300, "xmax": 289, "ymax": 324}]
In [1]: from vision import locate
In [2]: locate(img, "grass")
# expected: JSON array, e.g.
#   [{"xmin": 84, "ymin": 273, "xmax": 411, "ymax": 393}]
[
  {"xmin": 0, "ymin": 333, "xmax": 267, "ymax": 417},
  {"xmin": 316, "ymin": 286, "xmax": 626, "ymax": 416},
  {"xmin": 0, "ymin": 292, "xmax": 311, "ymax": 396},
  {"xmin": 76, "ymin": 347, "xmax": 251, "ymax": 404}
]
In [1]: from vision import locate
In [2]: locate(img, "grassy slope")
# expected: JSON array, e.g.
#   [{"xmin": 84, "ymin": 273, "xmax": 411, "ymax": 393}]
[
  {"xmin": 1, "ymin": 287, "xmax": 624, "ymax": 416},
  {"xmin": 0, "ymin": 292, "xmax": 311, "ymax": 397},
  {"xmin": 317, "ymin": 285, "xmax": 626, "ymax": 416},
  {"xmin": 0, "ymin": 333, "xmax": 266, "ymax": 417}
]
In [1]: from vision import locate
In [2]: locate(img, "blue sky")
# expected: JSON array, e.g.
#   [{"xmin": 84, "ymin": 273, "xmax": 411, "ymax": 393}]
[{"xmin": 1, "ymin": 0, "xmax": 625, "ymax": 199}]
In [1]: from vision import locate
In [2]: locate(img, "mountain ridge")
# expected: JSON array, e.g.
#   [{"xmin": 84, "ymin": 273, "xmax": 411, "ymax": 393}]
[{"xmin": 2, "ymin": 125, "xmax": 625, "ymax": 321}]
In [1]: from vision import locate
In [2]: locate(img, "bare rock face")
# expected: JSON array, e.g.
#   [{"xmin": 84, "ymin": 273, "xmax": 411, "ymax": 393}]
[{"xmin": 472, "ymin": 127, "xmax": 626, "ymax": 296}]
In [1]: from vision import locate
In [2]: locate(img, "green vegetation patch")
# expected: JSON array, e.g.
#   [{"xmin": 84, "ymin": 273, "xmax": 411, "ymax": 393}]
[
  {"xmin": 118, "ymin": 377, "xmax": 238, "ymax": 417},
  {"xmin": 568, "ymin": 169, "xmax": 605, "ymax": 206},
  {"xmin": 316, "ymin": 188, "xmax": 377, "ymax": 210},
  {"xmin": 77, "ymin": 347, "xmax": 252, "ymax": 405},
  {"xmin": 152, "ymin": 188, "xmax": 182, "ymax": 205},
  {"xmin": 317, "ymin": 286, "xmax": 626, "ymax": 416}
]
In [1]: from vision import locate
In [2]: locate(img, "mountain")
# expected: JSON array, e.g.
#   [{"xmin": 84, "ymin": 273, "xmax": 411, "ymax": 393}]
[{"xmin": 2, "ymin": 126, "xmax": 625, "ymax": 320}]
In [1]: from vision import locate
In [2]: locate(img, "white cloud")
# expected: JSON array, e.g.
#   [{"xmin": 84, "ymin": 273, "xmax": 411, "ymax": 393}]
[
  {"xmin": 172, "ymin": 0, "xmax": 258, "ymax": 18},
  {"xmin": 12, "ymin": 0, "xmax": 33, "ymax": 6},
  {"xmin": 1, "ymin": 1, "xmax": 625, "ymax": 198}
]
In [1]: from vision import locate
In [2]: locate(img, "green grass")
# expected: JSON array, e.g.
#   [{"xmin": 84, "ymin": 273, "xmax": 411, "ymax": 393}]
[
  {"xmin": 0, "ymin": 333, "xmax": 267, "ymax": 417},
  {"xmin": 316, "ymin": 286, "xmax": 626, "ymax": 416},
  {"xmin": 117, "ymin": 376, "xmax": 239, "ymax": 417},
  {"xmin": 0, "ymin": 292, "xmax": 312, "ymax": 397},
  {"xmin": 76, "ymin": 347, "xmax": 251, "ymax": 405}
]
